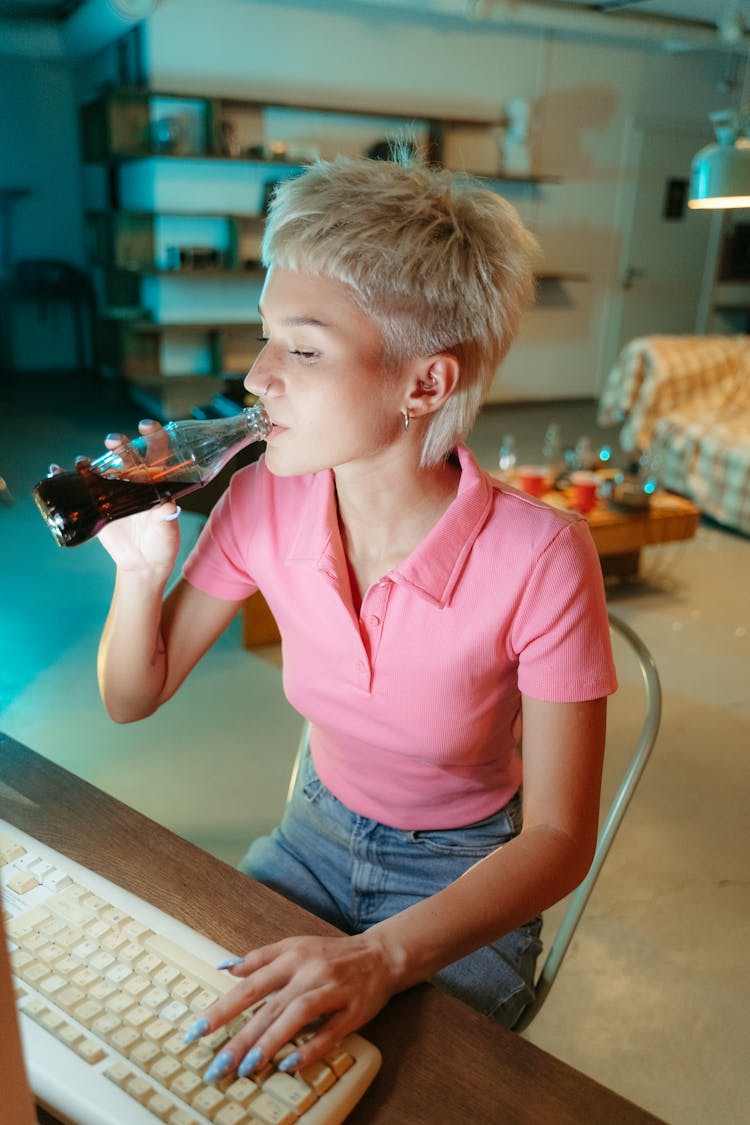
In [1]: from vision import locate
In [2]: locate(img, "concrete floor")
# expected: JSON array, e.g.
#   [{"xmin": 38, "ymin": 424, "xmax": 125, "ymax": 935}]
[{"xmin": 1, "ymin": 374, "xmax": 749, "ymax": 1123}]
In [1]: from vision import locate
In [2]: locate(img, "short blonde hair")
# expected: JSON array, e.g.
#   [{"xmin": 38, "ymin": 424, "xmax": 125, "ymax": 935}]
[{"xmin": 262, "ymin": 156, "xmax": 539, "ymax": 465}]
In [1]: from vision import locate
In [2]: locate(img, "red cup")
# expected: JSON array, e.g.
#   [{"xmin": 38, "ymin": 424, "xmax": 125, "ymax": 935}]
[
  {"xmin": 517, "ymin": 466, "xmax": 549, "ymax": 498},
  {"xmin": 571, "ymin": 471, "xmax": 599, "ymax": 514}
]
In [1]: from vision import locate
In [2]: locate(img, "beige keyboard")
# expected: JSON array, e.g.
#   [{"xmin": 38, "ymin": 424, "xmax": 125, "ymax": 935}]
[{"xmin": 1, "ymin": 819, "xmax": 381, "ymax": 1125}]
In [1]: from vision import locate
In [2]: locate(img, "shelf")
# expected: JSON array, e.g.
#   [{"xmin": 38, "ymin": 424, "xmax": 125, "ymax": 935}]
[
  {"xmin": 120, "ymin": 319, "xmax": 262, "ymax": 332},
  {"xmin": 535, "ymin": 271, "xmax": 589, "ymax": 283},
  {"xmin": 468, "ymin": 171, "xmax": 562, "ymax": 185},
  {"xmin": 82, "ymin": 87, "xmax": 571, "ymax": 412},
  {"xmin": 112, "ymin": 266, "xmax": 265, "ymax": 279}
]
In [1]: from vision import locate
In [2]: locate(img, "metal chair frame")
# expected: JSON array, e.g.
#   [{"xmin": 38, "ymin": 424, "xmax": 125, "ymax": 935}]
[
  {"xmin": 286, "ymin": 611, "xmax": 661, "ymax": 1032},
  {"xmin": 514, "ymin": 611, "xmax": 661, "ymax": 1030}
]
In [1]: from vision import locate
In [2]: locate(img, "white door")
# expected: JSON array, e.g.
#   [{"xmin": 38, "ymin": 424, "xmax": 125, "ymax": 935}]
[{"xmin": 613, "ymin": 119, "xmax": 714, "ymax": 355}]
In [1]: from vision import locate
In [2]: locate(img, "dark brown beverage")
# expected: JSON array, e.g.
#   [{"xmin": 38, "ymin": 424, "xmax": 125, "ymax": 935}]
[{"xmin": 33, "ymin": 462, "xmax": 199, "ymax": 548}]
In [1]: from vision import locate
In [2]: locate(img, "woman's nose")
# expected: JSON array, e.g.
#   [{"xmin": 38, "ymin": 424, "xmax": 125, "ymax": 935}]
[{"xmin": 244, "ymin": 353, "xmax": 271, "ymax": 397}]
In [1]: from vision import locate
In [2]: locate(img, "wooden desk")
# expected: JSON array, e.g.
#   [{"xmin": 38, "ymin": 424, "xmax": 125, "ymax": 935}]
[{"xmin": 1, "ymin": 732, "xmax": 663, "ymax": 1125}]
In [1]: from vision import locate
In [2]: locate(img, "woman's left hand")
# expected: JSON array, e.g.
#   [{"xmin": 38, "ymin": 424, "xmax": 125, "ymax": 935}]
[{"xmin": 185, "ymin": 932, "xmax": 399, "ymax": 1084}]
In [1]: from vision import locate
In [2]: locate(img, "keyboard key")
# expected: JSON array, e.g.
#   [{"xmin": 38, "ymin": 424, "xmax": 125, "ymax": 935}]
[
  {"xmin": 125, "ymin": 1073, "xmax": 154, "ymax": 1105},
  {"xmin": 7, "ymin": 871, "xmax": 39, "ymax": 894},
  {"xmin": 56, "ymin": 1023, "xmax": 84, "ymax": 1050},
  {"xmin": 214, "ymin": 1104, "xmax": 249, "ymax": 1125},
  {"xmin": 18, "ymin": 995, "xmax": 47, "ymax": 1020},
  {"xmin": 225, "ymin": 1076, "xmax": 260, "ymax": 1106},
  {"xmin": 324, "ymin": 1045, "xmax": 355, "ymax": 1076},
  {"xmin": 46, "ymin": 889, "xmax": 96, "ymax": 928},
  {"xmin": 130, "ymin": 1039, "xmax": 162, "ymax": 1070},
  {"xmin": 168, "ymin": 1108, "xmax": 202, "ymax": 1125},
  {"xmin": 169, "ymin": 1069, "xmax": 203, "ymax": 1101},
  {"xmin": 146, "ymin": 1090, "xmax": 179, "ymax": 1121},
  {"xmin": 40, "ymin": 1008, "xmax": 67, "ymax": 1034},
  {"xmin": 190, "ymin": 1086, "xmax": 227, "ymax": 1119},
  {"xmin": 151, "ymin": 1055, "xmax": 182, "ymax": 1085},
  {"xmin": 109, "ymin": 1025, "xmax": 141, "ymax": 1055},
  {"xmin": 143, "ymin": 1017, "xmax": 175, "ymax": 1044},
  {"xmin": 245, "ymin": 1090, "xmax": 296, "ymax": 1125},
  {"xmin": 91, "ymin": 1011, "xmax": 122, "ymax": 1039},
  {"xmin": 75, "ymin": 1037, "xmax": 107, "ymax": 1065},
  {"xmin": 104, "ymin": 1059, "xmax": 132, "ymax": 1086},
  {"xmin": 0, "ymin": 828, "xmax": 27, "ymax": 863},
  {"xmin": 7, "ymin": 907, "xmax": 51, "ymax": 939},
  {"xmin": 298, "ymin": 1059, "xmax": 336, "ymax": 1095},
  {"xmin": 263, "ymin": 1070, "xmax": 317, "ymax": 1113},
  {"xmin": 161, "ymin": 998, "xmax": 189, "ymax": 1025}
]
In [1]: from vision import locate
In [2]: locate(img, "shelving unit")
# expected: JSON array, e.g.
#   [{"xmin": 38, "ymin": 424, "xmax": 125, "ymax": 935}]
[{"xmin": 80, "ymin": 87, "xmax": 566, "ymax": 418}]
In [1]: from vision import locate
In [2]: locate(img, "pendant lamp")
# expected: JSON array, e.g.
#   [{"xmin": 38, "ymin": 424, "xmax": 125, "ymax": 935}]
[{"xmin": 688, "ymin": 108, "xmax": 750, "ymax": 210}]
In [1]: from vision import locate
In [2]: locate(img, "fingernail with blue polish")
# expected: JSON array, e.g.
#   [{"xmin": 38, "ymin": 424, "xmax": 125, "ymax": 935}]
[
  {"xmin": 139, "ymin": 419, "xmax": 156, "ymax": 427},
  {"xmin": 278, "ymin": 1052, "xmax": 301, "ymax": 1073},
  {"xmin": 183, "ymin": 1017, "xmax": 209, "ymax": 1045},
  {"xmin": 203, "ymin": 1049, "xmax": 234, "ymax": 1083},
  {"xmin": 237, "ymin": 1045, "xmax": 263, "ymax": 1078},
  {"xmin": 105, "ymin": 433, "xmax": 122, "ymax": 443},
  {"xmin": 216, "ymin": 956, "xmax": 244, "ymax": 970}
]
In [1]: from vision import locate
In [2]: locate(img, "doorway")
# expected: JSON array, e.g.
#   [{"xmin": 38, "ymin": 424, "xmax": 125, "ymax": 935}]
[{"xmin": 613, "ymin": 118, "xmax": 713, "ymax": 356}]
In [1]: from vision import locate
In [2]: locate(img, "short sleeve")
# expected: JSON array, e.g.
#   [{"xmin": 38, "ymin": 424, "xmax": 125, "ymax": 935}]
[
  {"xmin": 182, "ymin": 467, "xmax": 261, "ymax": 602},
  {"xmin": 512, "ymin": 518, "xmax": 617, "ymax": 702}
]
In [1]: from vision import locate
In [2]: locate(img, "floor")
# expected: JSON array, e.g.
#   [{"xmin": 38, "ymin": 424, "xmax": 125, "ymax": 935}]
[{"xmin": 1, "ymin": 371, "xmax": 749, "ymax": 1124}]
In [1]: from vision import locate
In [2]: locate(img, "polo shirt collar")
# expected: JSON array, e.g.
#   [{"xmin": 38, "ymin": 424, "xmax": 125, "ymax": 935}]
[{"xmin": 286, "ymin": 443, "xmax": 493, "ymax": 607}]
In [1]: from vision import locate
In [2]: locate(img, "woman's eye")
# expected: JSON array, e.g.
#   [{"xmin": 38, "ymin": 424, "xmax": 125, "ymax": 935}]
[
  {"xmin": 255, "ymin": 336, "xmax": 268, "ymax": 345},
  {"xmin": 290, "ymin": 349, "xmax": 318, "ymax": 361}
]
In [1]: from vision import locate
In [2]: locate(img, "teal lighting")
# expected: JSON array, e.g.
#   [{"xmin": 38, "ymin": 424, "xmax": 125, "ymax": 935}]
[{"xmin": 689, "ymin": 108, "xmax": 750, "ymax": 210}]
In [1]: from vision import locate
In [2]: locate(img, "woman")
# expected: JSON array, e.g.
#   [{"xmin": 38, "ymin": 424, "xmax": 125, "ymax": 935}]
[{"xmin": 97, "ymin": 156, "xmax": 617, "ymax": 1085}]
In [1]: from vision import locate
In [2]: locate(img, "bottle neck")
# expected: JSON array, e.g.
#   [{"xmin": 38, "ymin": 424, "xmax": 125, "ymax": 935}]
[{"xmin": 242, "ymin": 402, "xmax": 271, "ymax": 442}]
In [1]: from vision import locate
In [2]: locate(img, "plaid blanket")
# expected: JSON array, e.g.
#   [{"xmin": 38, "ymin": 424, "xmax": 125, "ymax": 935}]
[{"xmin": 599, "ymin": 335, "xmax": 750, "ymax": 535}]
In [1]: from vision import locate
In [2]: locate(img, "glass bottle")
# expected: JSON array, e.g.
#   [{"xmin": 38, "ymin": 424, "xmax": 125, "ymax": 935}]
[
  {"xmin": 33, "ymin": 404, "xmax": 271, "ymax": 548},
  {"xmin": 541, "ymin": 422, "xmax": 562, "ymax": 485},
  {"xmin": 574, "ymin": 435, "xmax": 596, "ymax": 471},
  {"xmin": 498, "ymin": 433, "xmax": 517, "ymax": 480}
]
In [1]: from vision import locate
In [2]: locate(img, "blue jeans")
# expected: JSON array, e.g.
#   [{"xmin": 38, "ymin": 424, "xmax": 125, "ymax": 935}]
[{"xmin": 241, "ymin": 749, "xmax": 542, "ymax": 1028}]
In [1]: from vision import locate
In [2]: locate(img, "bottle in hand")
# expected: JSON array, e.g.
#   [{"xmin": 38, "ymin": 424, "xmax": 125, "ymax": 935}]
[{"xmin": 33, "ymin": 405, "xmax": 271, "ymax": 548}]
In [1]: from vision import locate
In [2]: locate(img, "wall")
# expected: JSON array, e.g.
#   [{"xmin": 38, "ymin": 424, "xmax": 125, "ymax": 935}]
[{"xmin": 141, "ymin": 0, "xmax": 729, "ymax": 401}]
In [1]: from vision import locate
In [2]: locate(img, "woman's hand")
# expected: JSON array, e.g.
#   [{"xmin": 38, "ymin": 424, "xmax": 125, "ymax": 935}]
[
  {"xmin": 184, "ymin": 933, "xmax": 399, "ymax": 1085},
  {"xmin": 95, "ymin": 420, "xmax": 181, "ymax": 575}
]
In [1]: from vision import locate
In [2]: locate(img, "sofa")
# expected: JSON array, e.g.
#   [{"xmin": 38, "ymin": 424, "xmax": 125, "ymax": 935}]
[{"xmin": 598, "ymin": 334, "xmax": 750, "ymax": 537}]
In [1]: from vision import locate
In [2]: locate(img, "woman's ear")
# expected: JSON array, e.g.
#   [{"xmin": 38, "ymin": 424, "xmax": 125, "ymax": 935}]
[{"xmin": 405, "ymin": 354, "xmax": 460, "ymax": 420}]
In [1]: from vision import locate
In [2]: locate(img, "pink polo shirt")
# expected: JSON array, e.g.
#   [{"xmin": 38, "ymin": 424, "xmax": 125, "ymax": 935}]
[{"xmin": 183, "ymin": 445, "xmax": 617, "ymax": 830}]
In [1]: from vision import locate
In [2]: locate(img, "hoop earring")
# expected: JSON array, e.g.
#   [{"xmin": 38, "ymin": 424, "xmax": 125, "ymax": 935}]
[{"xmin": 402, "ymin": 409, "xmax": 410, "ymax": 432}]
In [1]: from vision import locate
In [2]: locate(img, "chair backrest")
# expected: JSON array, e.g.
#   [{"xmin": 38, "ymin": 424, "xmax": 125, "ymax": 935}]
[
  {"xmin": 287, "ymin": 612, "xmax": 661, "ymax": 1033},
  {"xmin": 514, "ymin": 611, "xmax": 661, "ymax": 1030}
]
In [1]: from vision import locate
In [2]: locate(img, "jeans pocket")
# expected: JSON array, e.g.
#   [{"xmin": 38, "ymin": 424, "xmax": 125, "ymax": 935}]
[
  {"xmin": 409, "ymin": 790, "xmax": 522, "ymax": 859},
  {"xmin": 432, "ymin": 915, "xmax": 543, "ymax": 1028}
]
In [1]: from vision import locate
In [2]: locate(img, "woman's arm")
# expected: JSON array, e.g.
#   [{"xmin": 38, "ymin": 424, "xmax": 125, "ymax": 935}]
[
  {"xmin": 98, "ymin": 571, "xmax": 243, "ymax": 722},
  {"xmin": 95, "ymin": 501, "xmax": 243, "ymax": 722},
  {"xmin": 191, "ymin": 694, "xmax": 607, "ymax": 1081}
]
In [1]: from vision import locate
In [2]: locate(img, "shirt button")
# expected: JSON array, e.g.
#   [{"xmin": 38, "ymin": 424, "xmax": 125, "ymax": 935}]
[{"xmin": 366, "ymin": 615, "xmax": 381, "ymax": 628}]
